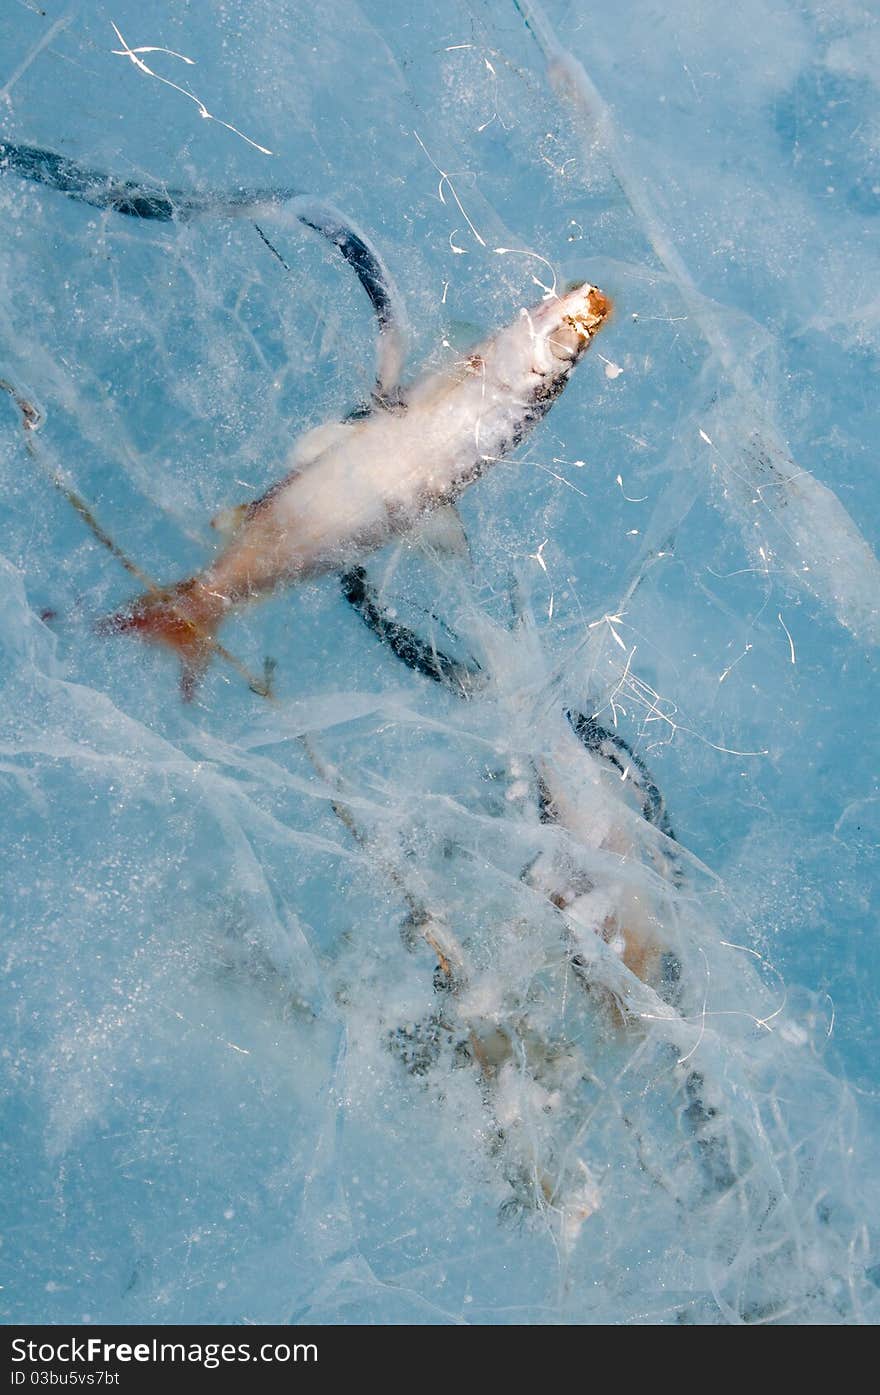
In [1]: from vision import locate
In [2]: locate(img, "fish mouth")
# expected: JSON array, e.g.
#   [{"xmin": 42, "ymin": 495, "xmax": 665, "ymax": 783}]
[
  {"xmin": 565, "ymin": 284, "xmax": 612, "ymax": 342},
  {"xmin": 544, "ymin": 283, "xmax": 612, "ymax": 362}
]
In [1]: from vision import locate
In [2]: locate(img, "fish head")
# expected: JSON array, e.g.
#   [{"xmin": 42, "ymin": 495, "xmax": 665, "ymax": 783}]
[
  {"xmin": 526, "ymin": 281, "xmax": 612, "ymax": 375},
  {"xmin": 484, "ymin": 281, "xmax": 611, "ymax": 394}
]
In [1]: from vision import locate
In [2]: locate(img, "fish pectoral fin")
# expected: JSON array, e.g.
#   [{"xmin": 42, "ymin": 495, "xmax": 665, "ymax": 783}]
[
  {"xmin": 406, "ymin": 504, "xmax": 471, "ymax": 564},
  {"xmin": 210, "ymin": 503, "xmax": 250, "ymax": 538}
]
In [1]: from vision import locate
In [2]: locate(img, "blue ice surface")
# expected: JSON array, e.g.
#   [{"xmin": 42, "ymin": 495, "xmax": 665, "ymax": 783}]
[{"xmin": 1, "ymin": 0, "xmax": 878, "ymax": 1326}]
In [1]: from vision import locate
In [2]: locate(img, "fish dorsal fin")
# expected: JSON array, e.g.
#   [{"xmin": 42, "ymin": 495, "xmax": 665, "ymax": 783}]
[
  {"xmin": 211, "ymin": 420, "xmax": 359, "ymax": 537},
  {"xmin": 406, "ymin": 504, "xmax": 471, "ymax": 563},
  {"xmin": 288, "ymin": 419, "xmax": 358, "ymax": 469}
]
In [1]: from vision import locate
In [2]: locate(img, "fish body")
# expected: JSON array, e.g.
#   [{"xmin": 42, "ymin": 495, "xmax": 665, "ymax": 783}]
[
  {"xmin": 110, "ymin": 282, "xmax": 611, "ymax": 693},
  {"xmin": 0, "ymin": 141, "xmax": 409, "ymax": 400}
]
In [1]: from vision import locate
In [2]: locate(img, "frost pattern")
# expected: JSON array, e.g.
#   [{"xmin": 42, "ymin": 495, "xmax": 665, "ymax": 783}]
[{"xmin": 0, "ymin": 0, "xmax": 878, "ymax": 1325}]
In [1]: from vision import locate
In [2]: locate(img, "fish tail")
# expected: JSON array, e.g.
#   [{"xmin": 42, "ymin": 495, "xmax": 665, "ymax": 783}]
[{"xmin": 98, "ymin": 579, "xmax": 226, "ymax": 700}]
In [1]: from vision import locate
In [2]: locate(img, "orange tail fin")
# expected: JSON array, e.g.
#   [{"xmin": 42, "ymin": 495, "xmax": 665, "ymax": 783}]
[{"xmin": 99, "ymin": 579, "xmax": 224, "ymax": 700}]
